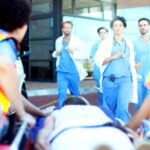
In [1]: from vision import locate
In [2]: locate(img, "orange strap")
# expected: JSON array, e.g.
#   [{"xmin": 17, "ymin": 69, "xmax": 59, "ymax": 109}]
[
  {"xmin": 0, "ymin": 32, "xmax": 11, "ymax": 114},
  {"xmin": 146, "ymin": 72, "xmax": 150, "ymax": 89}
]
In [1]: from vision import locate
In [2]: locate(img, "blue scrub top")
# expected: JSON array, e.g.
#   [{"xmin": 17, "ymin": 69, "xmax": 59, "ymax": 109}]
[
  {"xmin": 103, "ymin": 40, "xmax": 131, "ymax": 78},
  {"xmin": 57, "ymin": 39, "xmax": 78, "ymax": 74},
  {"xmin": 134, "ymin": 37, "xmax": 150, "ymax": 82},
  {"xmin": 0, "ymin": 29, "xmax": 17, "ymax": 63}
]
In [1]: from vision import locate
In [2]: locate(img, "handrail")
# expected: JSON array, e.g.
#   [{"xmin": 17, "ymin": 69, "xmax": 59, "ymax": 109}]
[{"xmin": 10, "ymin": 122, "xmax": 28, "ymax": 150}]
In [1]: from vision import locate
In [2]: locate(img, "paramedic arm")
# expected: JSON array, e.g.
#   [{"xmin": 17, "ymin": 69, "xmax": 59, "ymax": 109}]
[
  {"xmin": 22, "ymin": 96, "xmax": 51, "ymax": 117},
  {"xmin": 35, "ymin": 116, "xmax": 55, "ymax": 150},
  {"xmin": 0, "ymin": 56, "xmax": 35, "ymax": 127},
  {"xmin": 126, "ymin": 96, "xmax": 150, "ymax": 131}
]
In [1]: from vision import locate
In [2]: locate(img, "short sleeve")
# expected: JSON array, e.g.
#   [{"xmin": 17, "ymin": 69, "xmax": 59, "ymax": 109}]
[{"xmin": 0, "ymin": 39, "xmax": 17, "ymax": 64}]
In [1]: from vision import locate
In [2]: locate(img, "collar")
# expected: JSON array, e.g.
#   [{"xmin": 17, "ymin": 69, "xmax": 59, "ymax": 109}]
[
  {"xmin": 113, "ymin": 37, "xmax": 125, "ymax": 45},
  {"xmin": 0, "ymin": 29, "xmax": 20, "ymax": 50},
  {"xmin": 0, "ymin": 29, "xmax": 12, "ymax": 41}
]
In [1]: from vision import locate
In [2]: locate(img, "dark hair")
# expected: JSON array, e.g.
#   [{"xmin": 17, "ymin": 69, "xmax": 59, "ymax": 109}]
[
  {"xmin": 95, "ymin": 145, "xmax": 112, "ymax": 150},
  {"xmin": 61, "ymin": 21, "xmax": 73, "ymax": 28},
  {"xmin": 110, "ymin": 16, "xmax": 127, "ymax": 28},
  {"xmin": 0, "ymin": 0, "xmax": 31, "ymax": 32},
  {"xmin": 97, "ymin": 27, "xmax": 108, "ymax": 34},
  {"xmin": 138, "ymin": 18, "xmax": 150, "ymax": 25},
  {"xmin": 62, "ymin": 96, "xmax": 90, "ymax": 106}
]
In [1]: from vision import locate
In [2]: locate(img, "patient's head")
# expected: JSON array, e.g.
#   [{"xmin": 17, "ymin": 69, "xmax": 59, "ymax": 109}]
[
  {"xmin": 94, "ymin": 145, "xmax": 112, "ymax": 150},
  {"xmin": 62, "ymin": 96, "xmax": 90, "ymax": 106}
]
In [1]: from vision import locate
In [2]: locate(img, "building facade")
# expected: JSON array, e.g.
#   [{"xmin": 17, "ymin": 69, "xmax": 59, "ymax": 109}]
[{"xmin": 22, "ymin": 0, "xmax": 150, "ymax": 81}]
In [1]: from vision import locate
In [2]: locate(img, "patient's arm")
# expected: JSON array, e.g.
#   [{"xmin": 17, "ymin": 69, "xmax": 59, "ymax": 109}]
[
  {"xmin": 35, "ymin": 116, "xmax": 55, "ymax": 150},
  {"xmin": 126, "ymin": 96, "xmax": 150, "ymax": 131}
]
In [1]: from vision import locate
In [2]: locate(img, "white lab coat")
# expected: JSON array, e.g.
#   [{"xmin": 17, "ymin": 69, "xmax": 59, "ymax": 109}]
[
  {"xmin": 53, "ymin": 35, "xmax": 87, "ymax": 80},
  {"xmin": 15, "ymin": 57, "xmax": 25, "ymax": 92},
  {"xmin": 94, "ymin": 36, "xmax": 138, "ymax": 103}
]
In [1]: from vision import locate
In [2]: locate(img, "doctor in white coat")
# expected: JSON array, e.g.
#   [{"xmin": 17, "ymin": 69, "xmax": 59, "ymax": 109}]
[
  {"xmin": 94, "ymin": 16, "xmax": 137, "ymax": 122},
  {"xmin": 53, "ymin": 21, "xmax": 87, "ymax": 108}
]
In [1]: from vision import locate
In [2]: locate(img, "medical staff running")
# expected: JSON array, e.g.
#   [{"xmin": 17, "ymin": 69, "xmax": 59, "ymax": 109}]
[
  {"xmin": 53, "ymin": 21, "xmax": 87, "ymax": 108},
  {"xmin": 134, "ymin": 18, "xmax": 150, "ymax": 111},
  {"xmin": 90, "ymin": 27, "xmax": 108, "ymax": 106},
  {"xmin": 95, "ymin": 16, "xmax": 137, "ymax": 122}
]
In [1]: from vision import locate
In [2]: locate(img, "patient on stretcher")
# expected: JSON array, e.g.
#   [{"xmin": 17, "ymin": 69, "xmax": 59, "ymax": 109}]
[{"xmin": 34, "ymin": 96, "xmax": 136, "ymax": 150}]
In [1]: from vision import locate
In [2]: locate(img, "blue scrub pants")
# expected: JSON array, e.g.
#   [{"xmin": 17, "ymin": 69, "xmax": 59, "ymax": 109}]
[
  {"xmin": 93, "ymin": 64, "xmax": 103, "ymax": 106},
  {"xmin": 134, "ymin": 79, "xmax": 150, "ymax": 111},
  {"xmin": 102, "ymin": 77, "xmax": 132, "ymax": 122},
  {"xmin": 57, "ymin": 72, "xmax": 80, "ymax": 108}
]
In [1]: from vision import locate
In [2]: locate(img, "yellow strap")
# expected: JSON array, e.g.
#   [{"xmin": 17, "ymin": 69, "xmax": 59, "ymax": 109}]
[
  {"xmin": 145, "ymin": 72, "xmax": 150, "ymax": 89},
  {"xmin": 0, "ymin": 33, "xmax": 11, "ymax": 41},
  {"xmin": 0, "ymin": 32, "xmax": 12, "ymax": 113},
  {"xmin": 0, "ymin": 91, "xmax": 10, "ymax": 114}
]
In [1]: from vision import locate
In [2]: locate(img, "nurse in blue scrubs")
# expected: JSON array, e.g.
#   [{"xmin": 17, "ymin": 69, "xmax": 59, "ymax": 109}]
[
  {"xmin": 134, "ymin": 18, "xmax": 150, "ymax": 111},
  {"xmin": 95, "ymin": 16, "xmax": 137, "ymax": 122}
]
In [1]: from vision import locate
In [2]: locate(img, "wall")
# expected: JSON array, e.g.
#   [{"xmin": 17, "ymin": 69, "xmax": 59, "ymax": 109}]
[
  {"xmin": 63, "ymin": 6, "xmax": 150, "ymax": 58},
  {"xmin": 63, "ymin": 16, "xmax": 110, "ymax": 57},
  {"xmin": 117, "ymin": 6, "xmax": 150, "ymax": 41},
  {"xmin": 117, "ymin": 0, "xmax": 150, "ymax": 8}
]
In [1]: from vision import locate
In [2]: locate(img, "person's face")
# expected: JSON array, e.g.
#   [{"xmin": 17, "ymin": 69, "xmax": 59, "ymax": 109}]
[
  {"xmin": 98, "ymin": 29, "xmax": 108, "ymax": 40},
  {"xmin": 17, "ymin": 24, "xmax": 28, "ymax": 43},
  {"xmin": 62, "ymin": 23, "xmax": 72, "ymax": 36},
  {"xmin": 112, "ymin": 20, "xmax": 125, "ymax": 35},
  {"xmin": 138, "ymin": 20, "xmax": 150, "ymax": 35}
]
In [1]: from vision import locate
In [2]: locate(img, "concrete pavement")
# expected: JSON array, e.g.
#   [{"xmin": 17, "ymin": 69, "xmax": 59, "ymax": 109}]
[
  {"xmin": 26, "ymin": 79, "xmax": 99, "ymax": 107},
  {"xmin": 26, "ymin": 79, "xmax": 97, "ymax": 97}
]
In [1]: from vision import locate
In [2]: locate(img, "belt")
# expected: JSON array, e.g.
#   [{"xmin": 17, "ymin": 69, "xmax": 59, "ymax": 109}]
[
  {"xmin": 103, "ymin": 75, "xmax": 131, "ymax": 82},
  {"xmin": 49, "ymin": 122, "xmax": 134, "ymax": 143}
]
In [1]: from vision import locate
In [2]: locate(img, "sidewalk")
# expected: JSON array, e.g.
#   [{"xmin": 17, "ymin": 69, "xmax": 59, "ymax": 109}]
[
  {"xmin": 26, "ymin": 79, "xmax": 97, "ymax": 97},
  {"xmin": 26, "ymin": 79, "xmax": 99, "ymax": 107}
]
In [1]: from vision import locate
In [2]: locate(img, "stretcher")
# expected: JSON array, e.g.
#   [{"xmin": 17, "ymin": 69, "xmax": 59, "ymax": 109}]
[{"xmin": 0, "ymin": 122, "xmax": 31, "ymax": 150}]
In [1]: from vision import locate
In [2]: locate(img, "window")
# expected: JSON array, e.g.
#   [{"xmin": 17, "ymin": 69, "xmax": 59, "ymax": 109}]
[
  {"xmin": 63, "ymin": 0, "xmax": 73, "ymax": 14},
  {"xmin": 103, "ymin": 2, "xmax": 115, "ymax": 20},
  {"xmin": 89, "ymin": 7, "xmax": 103, "ymax": 18},
  {"xmin": 32, "ymin": 0, "xmax": 53, "ymax": 16},
  {"xmin": 75, "ymin": 0, "xmax": 102, "ymax": 18},
  {"xmin": 29, "ymin": 0, "xmax": 55, "ymax": 80},
  {"xmin": 30, "ymin": 40, "xmax": 53, "ymax": 60},
  {"xmin": 30, "ymin": 18, "xmax": 53, "ymax": 40},
  {"xmin": 30, "ymin": 60, "xmax": 52, "ymax": 80},
  {"xmin": 29, "ymin": 40, "xmax": 54, "ymax": 80},
  {"xmin": 63, "ymin": 0, "xmax": 116, "ymax": 20}
]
